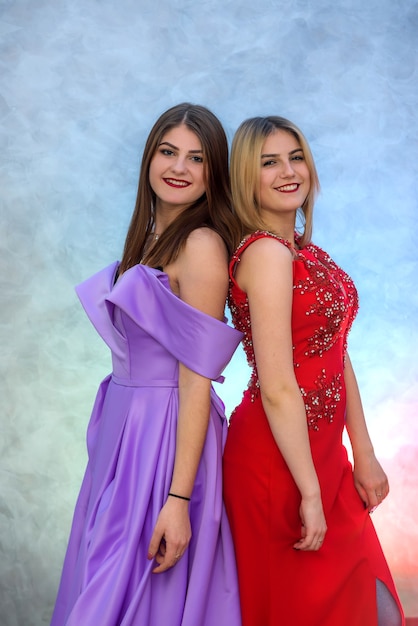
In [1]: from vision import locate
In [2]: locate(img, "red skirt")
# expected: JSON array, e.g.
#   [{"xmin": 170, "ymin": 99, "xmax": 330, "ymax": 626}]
[{"xmin": 223, "ymin": 391, "xmax": 404, "ymax": 626}]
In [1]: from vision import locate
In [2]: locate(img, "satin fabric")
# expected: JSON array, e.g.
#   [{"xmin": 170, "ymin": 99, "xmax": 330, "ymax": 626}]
[{"xmin": 51, "ymin": 262, "xmax": 243, "ymax": 626}]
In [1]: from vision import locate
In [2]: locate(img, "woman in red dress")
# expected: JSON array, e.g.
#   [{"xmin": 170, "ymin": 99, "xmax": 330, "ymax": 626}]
[{"xmin": 223, "ymin": 116, "xmax": 405, "ymax": 626}]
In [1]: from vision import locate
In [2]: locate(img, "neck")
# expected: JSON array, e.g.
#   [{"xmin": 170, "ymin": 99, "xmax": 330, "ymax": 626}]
[
  {"xmin": 261, "ymin": 217, "xmax": 296, "ymax": 246},
  {"xmin": 154, "ymin": 200, "xmax": 190, "ymax": 233}
]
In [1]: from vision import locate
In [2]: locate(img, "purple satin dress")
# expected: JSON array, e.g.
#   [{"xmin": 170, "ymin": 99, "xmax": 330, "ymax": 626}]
[{"xmin": 51, "ymin": 263, "xmax": 243, "ymax": 626}]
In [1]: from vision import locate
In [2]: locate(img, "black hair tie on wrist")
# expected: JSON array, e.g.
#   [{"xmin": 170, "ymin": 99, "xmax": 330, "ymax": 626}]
[{"xmin": 168, "ymin": 492, "xmax": 191, "ymax": 502}]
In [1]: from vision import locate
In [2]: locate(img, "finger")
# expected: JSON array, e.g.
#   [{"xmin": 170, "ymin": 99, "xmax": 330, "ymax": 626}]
[
  {"xmin": 363, "ymin": 484, "xmax": 381, "ymax": 510},
  {"xmin": 354, "ymin": 481, "xmax": 369, "ymax": 508},
  {"xmin": 370, "ymin": 483, "xmax": 390, "ymax": 509},
  {"xmin": 295, "ymin": 534, "xmax": 325, "ymax": 551},
  {"xmin": 153, "ymin": 550, "xmax": 183, "ymax": 573},
  {"xmin": 164, "ymin": 542, "xmax": 183, "ymax": 565},
  {"xmin": 293, "ymin": 539, "xmax": 317, "ymax": 552},
  {"xmin": 369, "ymin": 494, "xmax": 383, "ymax": 513},
  {"xmin": 369, "ymin": 487, "xmax": 387, "ymax": 513},
  {"xmin": 153, "ymin": 535, "xmax": 184, "ymax": 571},
  {"xmin": 376, "ymin": 482, "xmax": 389, "ymax": 501},
  {"xmin": 293, "ymin": 539, "xmax": 310, "ymax": 550},
  {"xmin": 294, "ymin": 521, "xmax": 326, "ymax": 551},
  {"xmin": 154, "ymin": 540, "xmax": 167, "ymax": 563},
  {"xmin": 153, "ymin": 559, "xmax": 172, "ymax": 573},
  {"xmin": 147, "ymin": 530, "xmax": 164, "ymax": 560},
  {"xmin": 152, "ymin": 548, "xmax": 172, "ymax": 573},
  {"xmin": 294, "ymin": 531, "xmax": 318, "ymax": 551}
]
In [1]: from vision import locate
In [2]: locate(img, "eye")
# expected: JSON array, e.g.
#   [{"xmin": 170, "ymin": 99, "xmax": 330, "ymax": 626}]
[
  {"xmin": 291, "ymin": 154, "xmax": 304, "ymax": 161},
  {"xmin": 190, "ymin": 155, "xmax": 204, "ymax": 163},
  {"xmin": 262, "ymin": 159, "xmax": 275, "ymax": 167},
  {"xmin": 160, "ymin": 148, "xmax": 174, "ymax": 156}
]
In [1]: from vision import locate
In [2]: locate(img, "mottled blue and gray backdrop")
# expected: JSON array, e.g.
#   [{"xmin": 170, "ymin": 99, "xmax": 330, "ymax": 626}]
[{"xmin": 1, "ymin": 0, "xmax": 417, "ymax": 623}]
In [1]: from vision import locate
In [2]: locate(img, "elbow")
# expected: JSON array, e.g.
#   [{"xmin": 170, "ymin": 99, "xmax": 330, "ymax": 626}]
[{"xmin": 260, "ymin": 381, "xmax": 302, "ymax": 412}]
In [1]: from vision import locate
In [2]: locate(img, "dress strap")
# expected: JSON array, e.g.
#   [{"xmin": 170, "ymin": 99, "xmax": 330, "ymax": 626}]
[{"xmin": 229, "ymin": 231, "xmax": 295, "ymax": 286}]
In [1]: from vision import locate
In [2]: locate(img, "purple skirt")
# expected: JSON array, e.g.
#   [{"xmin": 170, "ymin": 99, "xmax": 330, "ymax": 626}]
[{"xmin": 51, "ymin": 263, "xmax": 242, "ymax": 626}]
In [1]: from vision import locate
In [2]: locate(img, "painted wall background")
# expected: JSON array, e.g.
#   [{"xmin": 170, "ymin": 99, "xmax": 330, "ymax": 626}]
[{"xmin": 1, "ymin": 0, "xmax": 417, "ymax": 623}]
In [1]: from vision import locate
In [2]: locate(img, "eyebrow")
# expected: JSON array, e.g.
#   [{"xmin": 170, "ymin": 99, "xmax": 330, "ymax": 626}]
[
  {"xmin": 261, "ymin": 148, "xmax": 303, "ymax": 158},
  {"xmin": 159, "ymin": 141, "xmax": 203, "ymax": 154}
]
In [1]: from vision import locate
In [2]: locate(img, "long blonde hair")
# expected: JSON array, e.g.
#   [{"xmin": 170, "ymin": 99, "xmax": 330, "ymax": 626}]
[
  {"xmin": 230, "ymin": 116, "xmax": 319, "ymax": 247},
  {"xmin": 119, "ymin": 103, "xmax": 240, "ymax": 273}
]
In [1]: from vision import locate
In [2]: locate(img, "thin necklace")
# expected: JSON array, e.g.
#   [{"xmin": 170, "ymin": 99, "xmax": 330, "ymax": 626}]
[{"xmin": 140, "ymin": 231, "xmax": 160, "ymax": 263}]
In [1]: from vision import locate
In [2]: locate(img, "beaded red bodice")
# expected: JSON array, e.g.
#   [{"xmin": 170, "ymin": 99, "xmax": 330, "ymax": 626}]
[{"xmin": 228, "ymin": 231, "xmax": 359, "ymax": 430}]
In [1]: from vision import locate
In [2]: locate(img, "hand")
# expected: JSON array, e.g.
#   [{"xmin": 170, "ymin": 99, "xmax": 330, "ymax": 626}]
[
  {"xmin": 147, "ymin": 498, "xmax": 192, "ymax": 573},
  {"xmin": 294, "ymin": 495, "xmax": 327, "ymax": 551},
  {"xmin": 353, "ymin": 450, "xmax": 389, "ymax": 512}
]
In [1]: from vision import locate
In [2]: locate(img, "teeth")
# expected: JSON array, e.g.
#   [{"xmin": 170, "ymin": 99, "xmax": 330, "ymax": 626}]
[
  {"xmin": 278, "ymin": 184, "xmax": 298, "ymax": 191},
  {"xmin": 166, "ymin": 179, "xmax": 189, "ymax": 187}
]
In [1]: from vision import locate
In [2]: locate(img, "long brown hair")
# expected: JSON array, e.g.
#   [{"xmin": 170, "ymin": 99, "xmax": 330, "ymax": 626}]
[
  {"xmin": 119, "ymin": 103, "xmax": 240, "ymax": 273},
  {"xmin": 230, "ymin": 116, "xmax": 320, "ymax": 247}
]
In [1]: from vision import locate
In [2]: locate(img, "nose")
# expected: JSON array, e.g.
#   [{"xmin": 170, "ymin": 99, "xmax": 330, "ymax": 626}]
[
  {"xmin": 278, "ymin": 159, "xmax": 295, "ymax": 178},
  {"xmin": 171, "ymin": 155, "xmax": 188, "ymax": 173}
]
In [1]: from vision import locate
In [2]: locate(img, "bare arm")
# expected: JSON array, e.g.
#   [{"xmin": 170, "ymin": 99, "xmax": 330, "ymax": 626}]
[
  {"xmin": 236, "ymin": 238, "xmax": 327, "ymax": 550},
  {"xmin": 148, "ymin": 228, "xmax": 229, "ymax": 572},
  {"xmin": 344, "ymin": 353, "xmax": 389, "ymax": 511}
]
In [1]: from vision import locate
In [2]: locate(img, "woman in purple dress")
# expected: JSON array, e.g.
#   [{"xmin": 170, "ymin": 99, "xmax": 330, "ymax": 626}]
[{"xmin": 51, "ymin": 103, "xmax": 243, "ymax": 626}]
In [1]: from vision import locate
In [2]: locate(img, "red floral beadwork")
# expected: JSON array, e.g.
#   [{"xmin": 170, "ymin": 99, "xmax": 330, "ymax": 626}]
[
  {"xmin": 300, "ymin": 369, "xmax": 343, "ymax": 431},
  {"xmin": 228, "ymin": 231, "xmax": 359, "ymax": 430},
  {"xmin": 294, "ymin": 245, "xmax": 358, "ymax": 361}
]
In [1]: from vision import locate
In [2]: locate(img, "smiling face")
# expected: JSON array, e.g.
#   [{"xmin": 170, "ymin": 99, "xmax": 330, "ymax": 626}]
[
  {"xmin": 149, "ymin": 124, "xmax": 206, "ymax": 215},
  {"xmin": 259, "ymin": 129, "xmax": 310, "ymax": 226}
]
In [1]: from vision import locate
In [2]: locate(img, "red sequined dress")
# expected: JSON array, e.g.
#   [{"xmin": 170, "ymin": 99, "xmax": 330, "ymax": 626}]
[{"xmin": 223, "ymin": 231, "xmax": 404, "ymax": 626}]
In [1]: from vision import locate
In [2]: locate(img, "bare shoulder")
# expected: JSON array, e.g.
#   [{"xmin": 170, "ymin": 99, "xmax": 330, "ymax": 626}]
[
  {"xmin": 176, "ymin": 227, "xmax": 228, "ymax": 319},
  {"xmin": 241, "ymin": 235, "xmax": 293, "ymax": 264},
  {"xmin": 184, "ymin": 227, "xmax": 228, "ymax": 261},
  {"xmin": 236, "ymin": 236, "xmax": 293, "ymax": 293}
]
